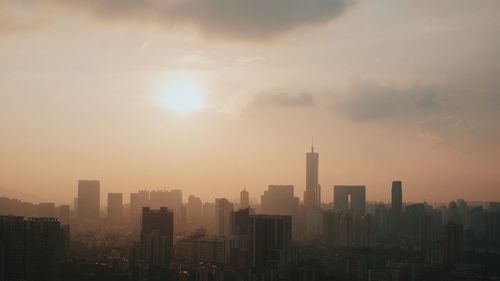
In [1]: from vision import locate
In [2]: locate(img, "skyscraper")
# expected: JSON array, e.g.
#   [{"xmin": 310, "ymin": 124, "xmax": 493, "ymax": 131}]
[
  {"xmin": 391, "ymin": 180, "xmax": 403, "ymax": 233},
  {"xmin": 0, "ymin": 216, "xmax": 63, "ymax": 281},
  {"xmin": 77, "ymin": 180, "xmax": 100, "ymax": 221},
  {"xmin": 240, "ymin": 188, "xmax": 249, "ymax": 209},
  {"xmin": 140, "ymin": 207, "xmax": 174, "ymax": 269},
  {"xmin": 304, "ymin": 144, "xmax": 320, "ymax": 207},
  {"xmin": 215, "ymin": 198, "xmax": 234, "ymax": 237},
  {"xmin": 130, "ymin": 190, "xmax": 150, "ymax": 226},
  {"xmin": 58, "ymin": 205, "xmax": 70, "ymax": 225},
  {"xmin": 107, "ymin": 193, "xmax": 123, "ymax": 224},
  {"xmin": 187, "ymin": 195, "xmax": 203, "ymax": 227},
  {"xmin": 443, "ymin": 221, "xmax": 464, "ymax": 264},
  {"xmin": 248, "ymin": 215, "xmax": 292, "ymax": 271}
]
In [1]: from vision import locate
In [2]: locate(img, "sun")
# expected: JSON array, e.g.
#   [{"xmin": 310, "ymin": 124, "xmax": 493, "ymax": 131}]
[{"xmin": 157, "ymin": 72, "xmax": 205, "ymax": 114}]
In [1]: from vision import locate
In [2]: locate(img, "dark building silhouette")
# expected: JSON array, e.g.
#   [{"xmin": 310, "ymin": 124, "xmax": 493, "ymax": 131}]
[
  {"xmin": 77, "ymin": 180, "xmax": 100, "ymax": 221},
  {"xmin": 334, "ymin": 185, "xmax": 366, "ymax": 217},
  {"xmin": 323, "ymin": 210, "xmax": 341, "ymax": 248},
  {"xmin": 443, "ymin": 221, "xmax": 464, "ymax": 264},
  {"xmin": 107, "ymin": 193, "xmax": 123, "ymax": 224},
  {"xmin": 232, "ymin": 208, "xmax": 250, "ymax": 236},
  {"xmin": 0, "ymin": 216, "xmax": 63, "ymax": 281},
  {"xmin": 248, "ymin": 215, "xmax": 292, "ymax": 272},
  {"xmin": 391, "ymin": 181, "xmax": 403, "ymax": 233},
  {"xmin": 140, "ymin": 207, "xmax": 174, "ymax": 269},
  {"xmin": 304, "ymin": 145, "xmax": 320, "ymax": 208}
]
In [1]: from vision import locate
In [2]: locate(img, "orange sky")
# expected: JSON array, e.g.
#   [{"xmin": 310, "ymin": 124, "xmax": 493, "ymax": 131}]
[{"xmin": 1, "ymin": 0, "xmax": 499, "ymax": 205}]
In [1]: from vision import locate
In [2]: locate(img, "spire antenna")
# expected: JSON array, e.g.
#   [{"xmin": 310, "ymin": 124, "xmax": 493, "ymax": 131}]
[{"xmin": 311, "ymin": 137, "xmax": 314, "ymax": 152}]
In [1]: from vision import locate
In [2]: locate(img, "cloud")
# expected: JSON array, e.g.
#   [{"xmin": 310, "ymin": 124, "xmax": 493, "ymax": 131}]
[
  {"xmin": 336, "ymin": 80, "xmax": 439, "ymax": 122},
  {"xmin": 48, "ymin": 0, "xmax": 353, "ymax": 39},
  {"xmin": 253, "ymin": 92, "xmax": 315, "ymax": 108},
  {"xmin": 416, "ymin": 116, "xmax": 500, "ymax": 152}
]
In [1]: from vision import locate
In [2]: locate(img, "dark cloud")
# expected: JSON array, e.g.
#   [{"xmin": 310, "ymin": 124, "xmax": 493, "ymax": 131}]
[
  {"xmin": 253, "ymin": 92, "xmax": 315, "ymax": 108},
  {"xmin": 49, "ymin": 0, "xmax": 353, "ymax": 39},
  {"xmin": 336, "ymin": 80, "xmax": 439, "ymax": 122}
]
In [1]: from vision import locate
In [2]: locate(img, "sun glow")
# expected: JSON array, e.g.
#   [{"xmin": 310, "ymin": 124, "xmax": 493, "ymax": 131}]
[{"xmin": 157, "ymin": 72, "xmax": 205, "ymax": 114}]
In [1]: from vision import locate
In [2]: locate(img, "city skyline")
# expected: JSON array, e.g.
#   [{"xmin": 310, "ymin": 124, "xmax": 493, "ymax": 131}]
[{"xmin": 1, "ymin": 1, "xmax": 500, "ymax": 205}]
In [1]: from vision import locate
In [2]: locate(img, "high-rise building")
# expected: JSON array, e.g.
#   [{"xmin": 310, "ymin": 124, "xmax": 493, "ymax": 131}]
[
  {"xmin": 391, "ymin": 181, "xmax": 403, "ymax": 233},
  {"xmin": 187, "ymin": 195, "xmax": 203, "ymax": 228},
  {"xmin": 232, "ymin": 207, "xmax": 250, "ymax": 236},
  {"xmin": 0, "ymin": 216, "xmax": 63, "ymax": 281},
  {"xmin": 248, "ymin": 215, "xmax": 292, "ymax": 271},
  {"xmin": 334, "ymin": 185, "xmax": 366, "ymax": 217},
  {"xmin": 107, "ymin": 193, "xmax": 123, "ymax": 224},
  {"xmin": 202, "ymin": 202, "xmax": 215, "ymax": 233},
  {"xmin": 149, "ymin": 189, "xmax": 183, "ymax": 210},
  {"xmin": 77, "ymin": 180, "xmax": 100, "ymax": 221},
  {"xmin": 130, "ymin": 190, "xmax": 150, "ymax": 226},
  {"xmin": 240, "ymin": 188, "xmax": 249, "ymax": 210},
  {"xmin": 197, "ymin": 236, "xmax": 231, "ymax": 265},
  {"xmin": 140, "ymin": 207, "xmax": 174, "ymax": 269},
  {"xmin": 38, "ymin": 202, "xmax": 55, "ymax": 218},
  {"xmin": 260, "ymin": 185, "xmax": 299, "ymax": 236},
  {"xmin": 58, "ymin": 205, "xmax": 70, "ymax": 225},
  {"xmin": 304, "ymin": 145, "xmax": 320, "ymax": 208},
  {"xmin": 215, "ymin": 198, "xmax": 234, "ymax": 237},
  {"xmin": 443, "ymin": 221, "xmax": 464, "ymax": 264},
  {"xmin": 323, "ymin": 210, "xmax": 341, "ymax": 248}
]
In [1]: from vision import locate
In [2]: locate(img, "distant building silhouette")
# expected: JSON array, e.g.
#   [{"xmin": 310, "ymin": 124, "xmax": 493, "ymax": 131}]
[
  {"xmin": 187, "ymin": 195, "xmax": 203, "ymax": 228},
  {"xmin": 58, "ymin": 205, "xmax": 70, "ymax": 225},
  {"xmin": 240, "ymin": 188, "xmax": 249, "ymax": 210},
  {"xmin": 38, "ymin": 202, "xmax": 55, "ymax": 218},
  {"xmin": 130, "ymin": 190, "xmax": 150, "ymax": 227},
  {"xmin": 107, "ymin": 193, "xmax": 123, "ymax": 224},
  {"xmin": 260, "ymin": 185, "xmax": 299, "ymax": 236},
  {"xmin": 77, "ymin": 180, "xmax": 100, "ymax": 221},
  {"xmin": 215, "ymin": 198, "xmax": 234, "ymax": 237},
  {"xmin": 304, "ymin": 145, "xmax": 320, "ymax": 208},
  {"xmin": 391, "ymin": 181, "xmax": 403, "ymax": 233},
  {"xmin": 334, "ymin": 185, "xmax": 366, "ymax": 217}
]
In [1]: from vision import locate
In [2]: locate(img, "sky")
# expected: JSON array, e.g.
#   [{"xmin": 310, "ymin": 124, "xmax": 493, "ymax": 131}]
[{"xmin": 1, "ymin": 0, "xmax": 500, "ymax": 205}]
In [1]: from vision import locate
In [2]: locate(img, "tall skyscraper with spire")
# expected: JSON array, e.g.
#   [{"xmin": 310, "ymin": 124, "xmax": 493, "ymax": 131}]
[
  {"xmin": 304, "ymin": 142, "xmax": 320, "ymax": 207},
  {"xmin": 240, "ymin": 188, "xmax": 249, "ymax": 209}
]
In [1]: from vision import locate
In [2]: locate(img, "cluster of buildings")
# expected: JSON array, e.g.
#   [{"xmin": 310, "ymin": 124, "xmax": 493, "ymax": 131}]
[{"xmin": 1, "ymin": 145, "xmax": 500, "ymax": 280}]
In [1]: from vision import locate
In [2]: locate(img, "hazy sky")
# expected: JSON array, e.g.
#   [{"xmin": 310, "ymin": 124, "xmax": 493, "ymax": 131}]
[{"xmin": 1, "ymin": 0, "xmax": 500, "ymax": 205}]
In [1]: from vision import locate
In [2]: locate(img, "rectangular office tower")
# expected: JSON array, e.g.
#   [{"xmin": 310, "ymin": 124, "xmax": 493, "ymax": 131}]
[
  {"xmin": 391, "ymin": 181, "xmax": 403, "ymax": 233},
  {"xmin": 248, "ymin": 215, "xmax": 292, "ymax": 272},
  {"xmin": 107, "ymin": 193, "xmax": 123, "ymax": 224},
  {"xmin": 140, "ymin": 207, "xmax": 174, "ymax": 269},
  {"xmin": 304, "ymin": 146, "xmax": 320, "ymax": 208},
  {"xmin": 215, "ymin": 198, "xmax": 234, "ymax": 237},
  {"xmin": 77, "ymin": 180, "xmax": 100, "ymax": 221}
]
